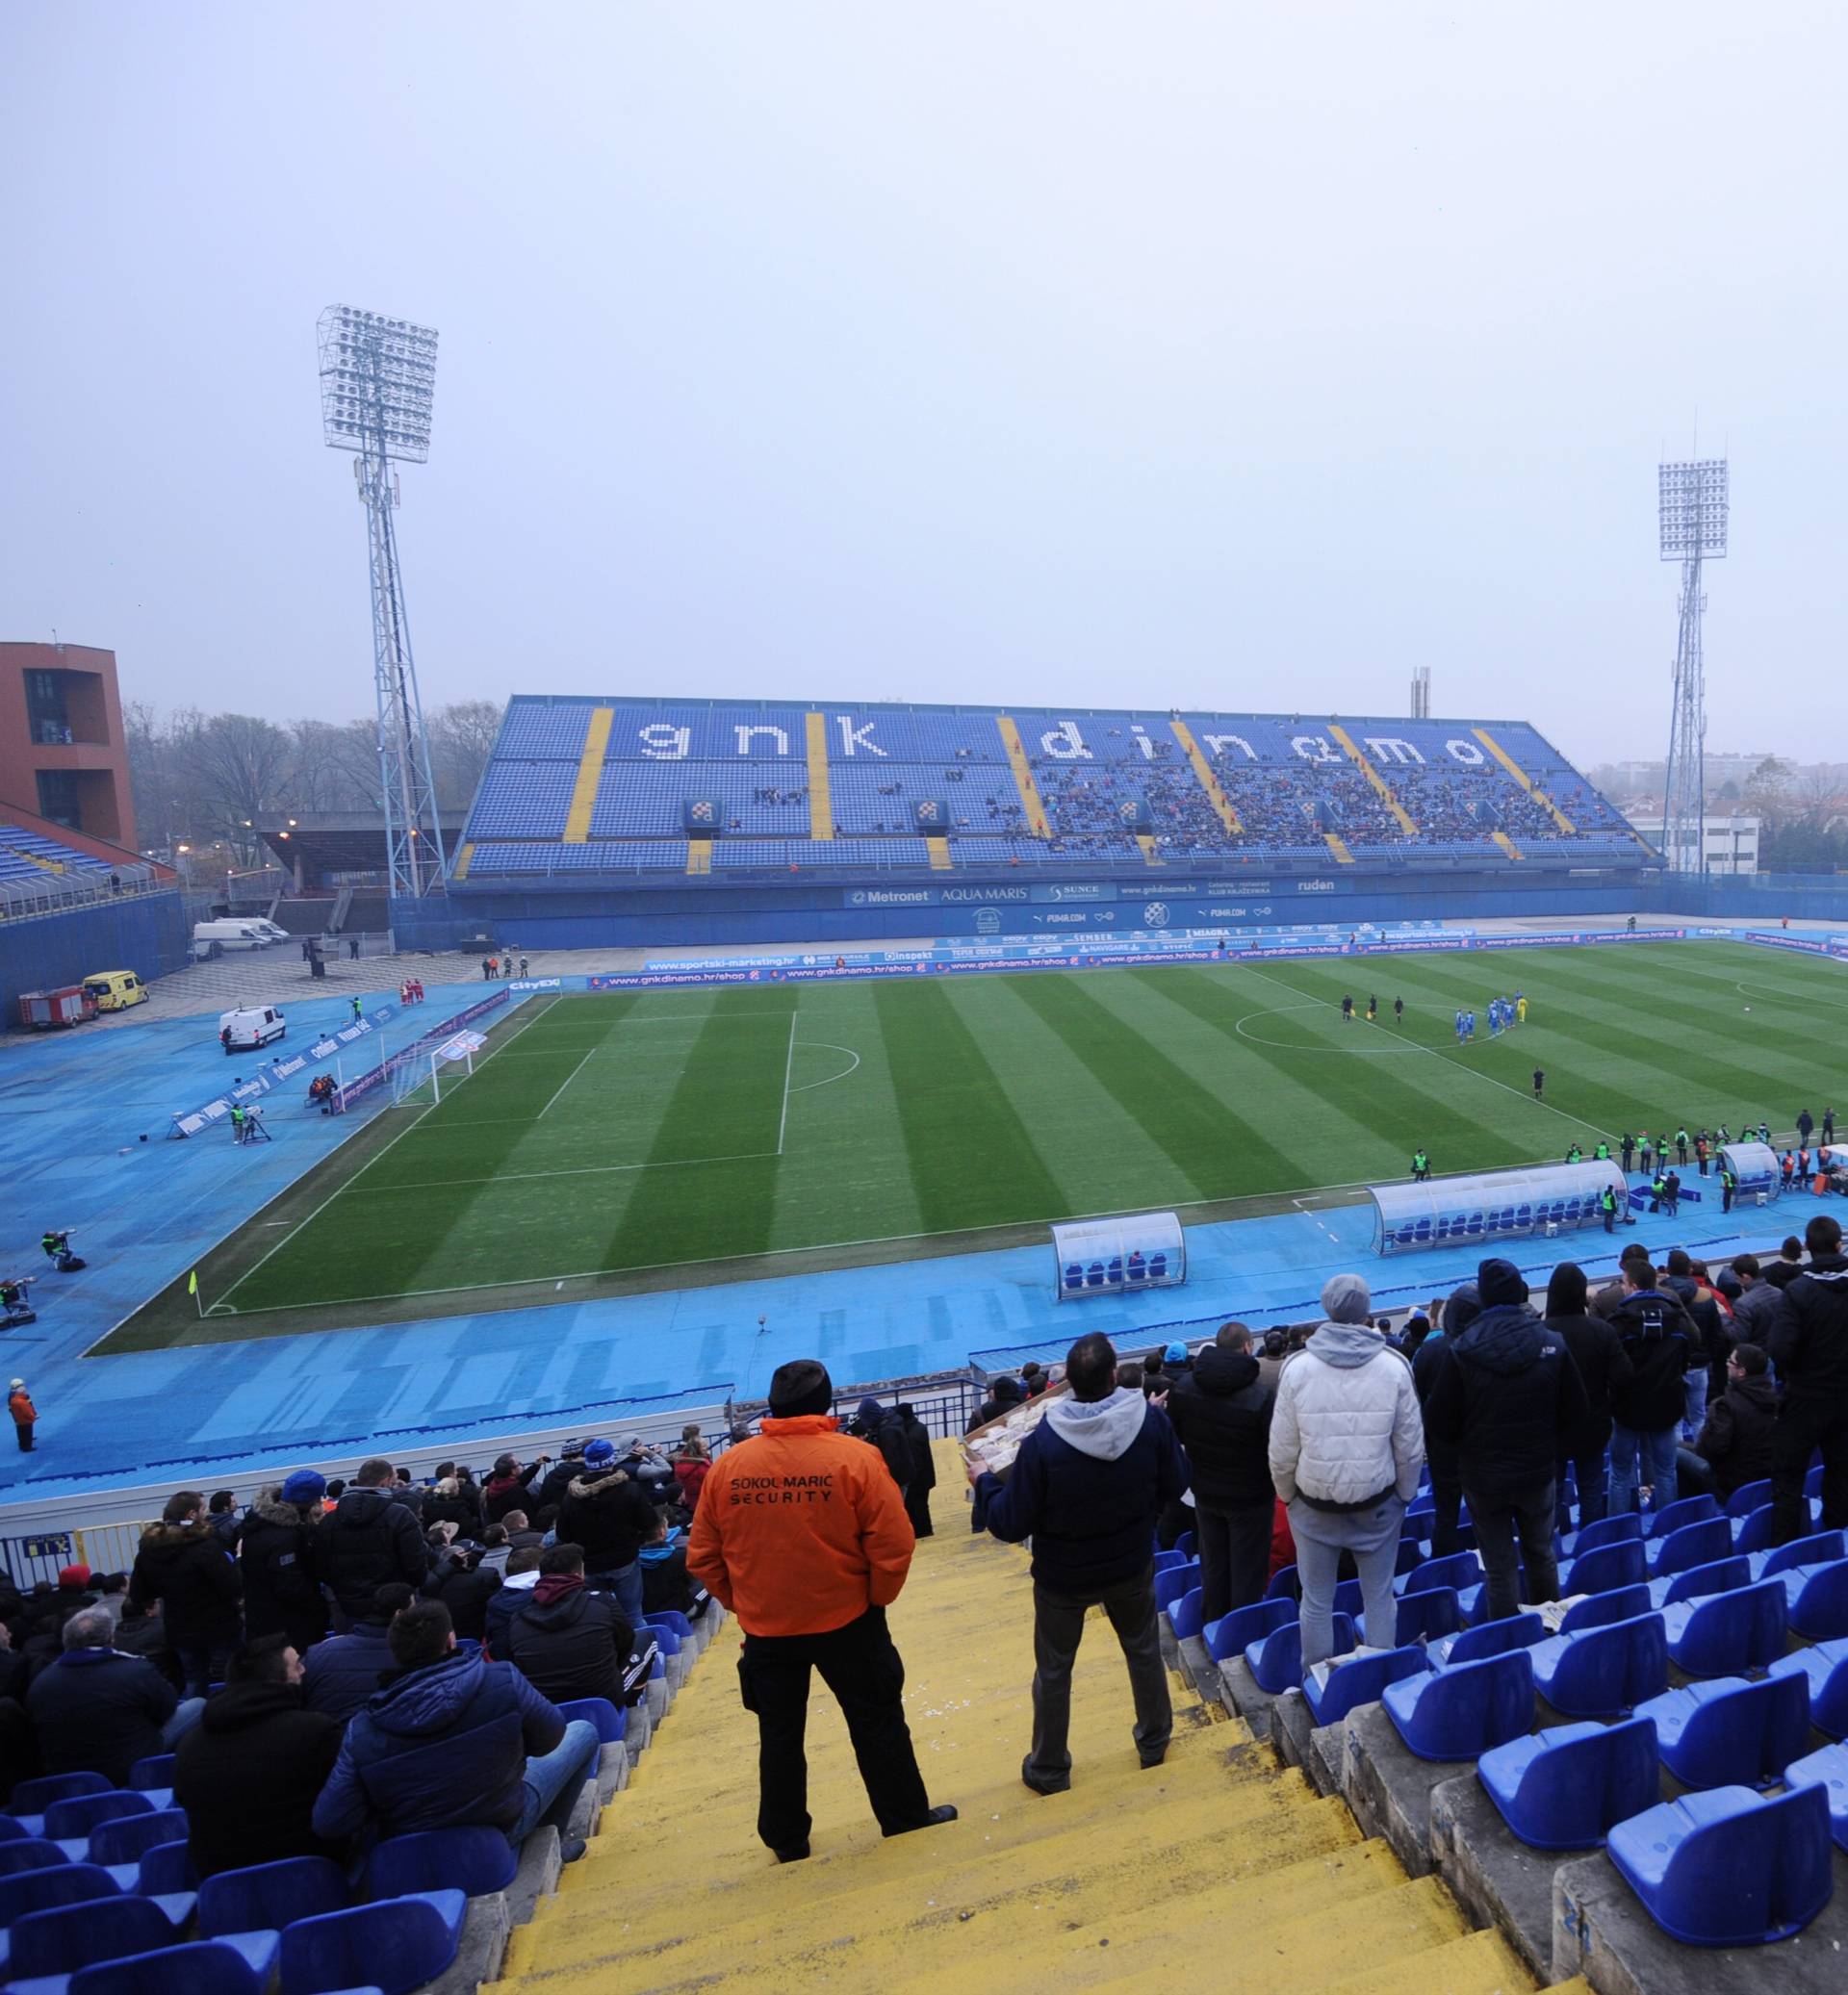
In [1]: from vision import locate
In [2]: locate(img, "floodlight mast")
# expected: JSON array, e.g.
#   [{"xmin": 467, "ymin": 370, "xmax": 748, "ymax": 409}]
[
  {"xmin": 1657, "ymin": 458, "xmax": 1727, "ymax": 877},
  {"xmin": 317, "ymin": 306, "xmax": 449, "ymax": 899}
]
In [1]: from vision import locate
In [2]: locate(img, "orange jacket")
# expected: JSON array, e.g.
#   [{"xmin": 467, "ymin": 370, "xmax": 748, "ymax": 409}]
[
  {"xmin": 686, "ymin": 1415, "xmax": 914, "ymax": 1637},
  {"xmin": 8, "ymin": 1391, "xmax": 36, "ymax": 1425}
]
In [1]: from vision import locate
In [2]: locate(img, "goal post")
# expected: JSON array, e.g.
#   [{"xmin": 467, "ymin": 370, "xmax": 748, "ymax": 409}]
[{"xmin": 390, "ymin": 1029, "xmax": 486, "ymax": 1108}]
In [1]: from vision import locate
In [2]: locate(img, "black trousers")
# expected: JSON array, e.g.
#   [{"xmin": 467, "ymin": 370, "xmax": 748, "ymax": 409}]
[
  {"xmin": 1426, "ymin": 1457, "xmax": 1464, "ymax": 1557},
  {"xmin": 737, "ymin": 1607, "xmax": 932, "ymax": 1853},
  {"xmin": 1466, "ymin": 1482, "xmax": 1559, "ymax": 1624},
  {"xmin": 1194, "ymin": 1500, "xmax": 1273, "ymax": 1624},
  {"xmin": 1559, "ymin": 1447, "xmax": 1608, "ymax": 1525},
  {"xmin": 13, "ymin": 1423, "xmax": 31, "ymax": 1453},
  {"xmin": 1026, "ymin": 1567, "xmax": 1170, "ymax": 1786},
  {"xmin": 1771, "ymin": 1394, "xmax": 1848, "ymax": 1544}
]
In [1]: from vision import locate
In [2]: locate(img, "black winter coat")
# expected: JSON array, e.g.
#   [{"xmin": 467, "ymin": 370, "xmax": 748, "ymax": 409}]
[
  {"xmin": 1695, "ymin": 1376, "xmax": 1779, "ymax": 1498},
  {"xmin": 424, "ymin": 1562, "xmax": 502, "ymax": 1643},
  {"xmin": 531, "ymin": 1457, "xmax": 586, "ymax": 1518},
  {"xmin": 1163, "ymin": 1345, "xmax": 1275, "ymax": 1509},
  {"xmin": 172, "ymin": 1679, "xmax": 345, "ymax": 1879},
  {"xmin": 314, "ymin": 1486, "xmax": 429, "ymax": 1621},
  {"xmin": 240, "ymin": 1501, "xmax": 329, "ymax": 1650},
  {"xmin": 129, "ymin": 1522, "xmax": 243, "ymax": 1649},
  {"xmin": 1411, "ymin": 1335, "xmax": 1458, "ymax": 1472},
  {"xmin": 1608, "ymin": 1287, "xmax": 1701, "ymax": 1432},
  {"xmin": 893, "ymin": 1407, "xmax": 936, "ymax": 1536},
  {"xmin": 1769, "ymin": 1255, "xmax": 1848, "ymax": 1405},
  {"xmin": 1546, "ymin": 1312, "xmax": 1633, "ymax": 1459},
  {"xmin": 26, "ymin": 1649, "xmax": 176, "ymax": 1785},
  {"xmin": 502, "ymin": 1577, "xmax": 651, "ymax": 1707},
  {"xmin": 557, "ymin": 1471, "xmax": 655, "ymax": 1573},
  {"xmin": 421, "ymin": 1490, "xmax": 485, "ymax": 1536},
  {"xmin": 1662, "ymin": 1275, "xmax": 1726, "ymax": 1376},
  {"xmin": 1422, "ymin": 1307, "xmax": 1588, "ymax": 1504}
]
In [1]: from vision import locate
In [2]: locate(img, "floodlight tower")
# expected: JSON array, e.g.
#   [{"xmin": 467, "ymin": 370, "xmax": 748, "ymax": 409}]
[
  {"xmin": 1657, "ymin": 458, "xmax": 1728, "ymax": 875},
  {"xmin": 317, "ymin": 306, "xmax": 449, "ymax": 898}
]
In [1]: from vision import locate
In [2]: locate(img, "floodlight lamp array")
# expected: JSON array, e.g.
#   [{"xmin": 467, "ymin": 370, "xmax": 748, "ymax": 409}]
[
  {"xmin": 1658, "ymin": 458, "xmax": 1728, "ymax": 560},
  {"xmin": 318, "ymin": 305, "xmax": 439, "ymax": 463}
]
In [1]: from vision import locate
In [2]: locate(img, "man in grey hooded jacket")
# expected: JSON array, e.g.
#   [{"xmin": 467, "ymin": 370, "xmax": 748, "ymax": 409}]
[{"xmin": 975, "ymin": 1332, "xmax": 1190, "ymax": 1796}]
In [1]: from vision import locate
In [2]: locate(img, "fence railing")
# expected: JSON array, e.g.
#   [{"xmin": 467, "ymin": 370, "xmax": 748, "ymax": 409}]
[{"xmin": 0, "ymin": 864, "xmax": 163, "ymax": 924}]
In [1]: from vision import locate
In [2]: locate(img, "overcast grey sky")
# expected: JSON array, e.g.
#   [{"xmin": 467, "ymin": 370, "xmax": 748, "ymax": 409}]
[{"xmin": 4, "ymin": 3, "xmax": 1841, "ymax": 766}]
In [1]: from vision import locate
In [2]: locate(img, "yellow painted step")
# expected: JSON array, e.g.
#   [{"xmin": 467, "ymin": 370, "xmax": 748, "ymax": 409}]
[
  {"xmin": 1329, "ymin": 722, "xmax": 1419, "ymax": 833},
  {"xmin": 561, "ymin": 705, "xmax": 615, "ymax": 842},
  {"xmin": 685, "ymin": 839, "xmax": 712, "ymax": 875},
  {"xmin": 1134, "ymin": 831, "xmax": 1162, "ymax": 865},
  {"xmin": 805, "ymin": 711, "xmax": 834, "ymax": 839},
  {"xmin": 926, "ymin": 834, "xmax": 952, "ymax": 870},
  {"xmin": 1474, "ymin": 726, "xmax": 1576, "ymax": 833},
  {"xmin": 449, "ymin": 841, "xmax": 474, "ymax": 880},
  {"xmin": 1169, "ymin": 720, "xmax": 1242, "ymax": 833},
  {"xmin": 1493, "ymin": 829, "xmax": 1523, "ymax": 860},
  {"xmin": 1321, "ymin": 1924, "xmax": 1536, "ymax": 1995},
  {"xmin": 1323, "ymin": 831, "xmax": 1354, "ymax": 863},
  {"xmin": 993, "ymin": 716, "xmax": 1050, "ymax": 836}
]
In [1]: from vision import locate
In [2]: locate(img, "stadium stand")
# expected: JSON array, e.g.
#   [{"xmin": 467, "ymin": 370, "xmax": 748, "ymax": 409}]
[{"xmin": 449, "ymin": 697, "xmax": 1650, "ymax": 882}]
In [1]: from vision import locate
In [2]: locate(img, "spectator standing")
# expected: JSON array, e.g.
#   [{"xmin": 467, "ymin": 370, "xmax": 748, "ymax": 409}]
[
  {"xmin": 1607, "ymin": 1262, "xmax": 1698, "ymax": 1513},
  {"xmin": 965, "ymin": 1374, "xmax": 1025, "ymax": 1534},
  {"xmin": 174, "ymin": 1635, "xmax": 345, "ymax": 1879},
  {"xmin": 614, "ymin": 1436, "xmax": 676, "ymax": 1506},
  {"xmin": 301, "ymin": 1583, "xmax": 415, "ymax": 1724},
  {"xmin": 502, "ymin": 1545, "xmax": 654, "ymax": 1709},
  {"xmin": 672, "ymin": 1431, "xmax": 710, "ymax": 1511},
  {"xmin": 130, "ymin": 1491, "xmax": 244, "ymax": 1697},
  {"xmin": 312, "ymin": 1600, "xmax": 600, "ymax": 1857},
  {"xmin": 9, "ymin": 1378, "xmax": 37, "ymax": 1452},
  {"xmin": 1423, "ymin": 1260, "xmax": 1587, "ymax": 1622},
  {"xmin": 240, "ymin": 1472, "xmax": 329, "ymax": 1653},
  {"xmin": 1768, "ymin": 1214, "xmax": 1848, "ymax": 1539},
  {"xmin": 557, "ymin": 1440, "xmax": 656, "ymax": 1620},
  {"xmin": 849, "ymin": 1396, "xmax": 913, "ymax": 1499},
  {"xmin": 1729, "ymin": 1256, "xmax": 1784, "ymax": 1343},
  {"xmin": 1163, "ymin": 1324, "xmax": 1276, "ymax": 1621},
  {"xmin": 207, "ymin": 1492, "xmax": 243, "ymax": 1550},
  {"xmin": 483, "ymin": 1453, "xmax": 547, "ymax": 1525},
  {"xmin": 1685, "ymin": 1344, "xmax": 1778, "ymax": 1501},
  {"xmin": 1660, "ymin": 1249, "xmax": 1725, "ymax": 1439},
  {"xmin": 689, "ymin": 1358, "xmax": 953, "ymax": 1859},
  {"xmin": 1412, "ymin": 1290, "xmax": 1476, "ymax": 1556},
  {"xmin": 1268, "ymin": 1276, "xmax": 1424, "ymax": 1668},
  {"xmin": 423, "ymin": 1474, "xmax": 486, "ymax": 1537},
  {"xmin": 973, "ymin": 1334, "xmax": 1188, "ymax": 1794},
  {"xmin": 893, "ymin": 1403, "xmax": 937, "ymax": 1538},
  {"xmin": 424, "ymin": 1541, "xmax": 502, "ymax": 1642},
  {"xmin": 27, "ymin": 1607, "xmax": 203, "ymax": 1782},
  {"xmin": 314, "ymin": 1457, "xmax": 429, "ymax": 1625},
  {"xmin": 530, "ymin": 1444, "xmax": 587, "ymax": 1520},
  {"xmin": 1544, "ymin": 1263, "xmax": 1631, "ymax": 1525}
]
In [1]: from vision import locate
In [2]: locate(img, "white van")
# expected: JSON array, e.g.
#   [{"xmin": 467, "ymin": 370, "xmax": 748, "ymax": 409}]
[
  {"xmin": 193, "ymin": 919, "xmax": 274, "ymax": 952},
  {"xmin": 218, "ymin": 1005, "xmax": 286, "ymax": 1053}
]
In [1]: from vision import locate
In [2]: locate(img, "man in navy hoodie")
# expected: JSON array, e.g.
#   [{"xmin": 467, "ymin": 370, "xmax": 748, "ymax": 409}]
[{"xmin": 972, "ymin": 1333, "xmax": 1189, "ymax": 1796}]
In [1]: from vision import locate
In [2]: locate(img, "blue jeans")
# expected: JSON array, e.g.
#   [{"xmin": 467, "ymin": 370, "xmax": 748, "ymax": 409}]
[
  {"xmin": 589, "ymin": 1563, "xmax": 643, "ymax": 1623},
  {"xmin": 506, "ymin": 1718, "xmax": 601, "ymax": 1847},
  {"xmin": 1682, "ymin": 1370, "xmax": 1708, "ymax": 1440},
  {"xmin": 1609, "ymin": 1423, "xmax": 1679, "ymax": 1514},
  {"xmin": 161, "ymin": 1699, "xmax": 206, "ymax": 1749}
]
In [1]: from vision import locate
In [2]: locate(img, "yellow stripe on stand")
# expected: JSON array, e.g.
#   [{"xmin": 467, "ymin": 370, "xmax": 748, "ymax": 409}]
[
  {"xmin": 926, "ymin": 835, "xmax": 953, "ymax": 871},
  {"xmin": 449, "ymin": 842, "xmax": 475, "ymax": 880},
  {"xmin": 1328, "ymin": 724, "xmax": 1418, "ymax": 833},
  {"xmin": 1323, "ymin": 831, "xmax": 1354, "ymax": 863},
  {"xmin": 1168, "ymin": 721, "xmax": 1243, "ymax": 833},
  {"xmin": 994, "ymin": 717, "xmax": 1050, "ymax": 836},
  {"xmin": 1492, "ymin": 830, "xmax": 1523, "ymax": 860},
  {"xmin": 562, "ymin": 706, "xmax": 615, "ymax": 843},
  {"xmin": 1474, "ymin": 727, "xmax": 1576, "ymax": 833},
  {"xmin": 805, "ymin": 712, "xmax": 834, "ymax": 840},
  {"xmin": 1136, "ymin": 832, "xmax": 1164, "ymax": 865},
  {"xmin": 685, "ymin": 839, "xmax": 711, "ymax": 876}
]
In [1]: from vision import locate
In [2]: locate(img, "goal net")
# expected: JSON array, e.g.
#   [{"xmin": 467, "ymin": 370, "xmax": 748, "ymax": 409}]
[{"xmin": 390, "ymin": 1029, "xmax": 486, "ymax": 1108}]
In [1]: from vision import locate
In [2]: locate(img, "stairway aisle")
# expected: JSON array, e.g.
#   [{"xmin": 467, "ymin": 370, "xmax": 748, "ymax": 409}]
[{"xmin": 488, "ymin": 1444, "xmax": 1557, "ymax": 1994}]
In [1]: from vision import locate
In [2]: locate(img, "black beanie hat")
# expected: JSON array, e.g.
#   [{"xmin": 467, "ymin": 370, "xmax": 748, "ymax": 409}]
[
  {"xmin": 768, "ymin": 1358, "xmax": 834, "ymax": 1417},
  {"xmin": 1477, "ymin": 1258, "xmax": 1529, "ymax": 1309}
]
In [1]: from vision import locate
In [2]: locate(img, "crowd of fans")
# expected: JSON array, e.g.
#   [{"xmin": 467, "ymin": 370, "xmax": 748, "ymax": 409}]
[
  {"xmin": 1385, "ymin": 766, "xmax": 1568, "ymax": 842},
  {"xmin": 0, "ymin": 1429, "xmax": 716, "ymax": 1879}
]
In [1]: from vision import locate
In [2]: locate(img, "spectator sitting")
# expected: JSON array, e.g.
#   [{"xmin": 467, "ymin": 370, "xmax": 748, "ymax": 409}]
[
  {"xmin": 174, "ymin": 1634, "xmax": 345, "ymax": 1879},
  {"xmin": 1020, "ymin": 1363, "xmax": 1049, "ymax": 1398},
  {"xmin": 94, "ymin": 1571, "xmax": 129, "ymax": 1627},
  {"xmin": 424, "ymin": 1541, "xmax": 502, "ymax": 1643},
  {"xmin": 129, "ymin": 1490, "xmax": 244, "ymax": 1698},
  {"xmin": 111, "ymin": 1599, "xmax": 179, "ymax": 1689},
  {"xmin": 503, "ymin": 1544, "xmax": 656, "ymax": 1709},
  {"xmin": 314, "ymin": 1457, "xmax": 429, "ymax": 1627},
  {"xmin": 1681, "ymin": 1343, "xmax": 1778, "ymax": 1501},
  {"xmin": 478, "ymin": 1524, "xmax": 513, "ymax": 1575},
  {"xmin": 26, "ymin": 1605, "xmax": 203, "ymax": 1784},
  {"xmin": 500, "ymin": 1509, "xmax": 545, "ymax": 1552},
  {"xmin": 638, "ymin": 1511, "xmax": 709, "ymax": 1623},
  {"xmin": 423, "ymin": 1474, "xmax": 486, "ymax": 1537},
  {"xmin": 240, "ymin": 1471, "xmax": 329, "ymax": 1653},
  {"xmin": 301, "ymin": 1582, "xmax": 416, "ymax": 1724},
  {"xmin": 390, "ymin": 1468, "xmax": 425, "ymax": 1522},
  {"xmin": 558, "ymin": 1442, "xmax": 656, "ymax": 1620},
  {"xmin": 484, "ymin": 1547, "xmax": 545, "ymax": 1655},
  {"xmin": 312, "ymin": 1599, "xmax": 601, "ymax": 1858}
]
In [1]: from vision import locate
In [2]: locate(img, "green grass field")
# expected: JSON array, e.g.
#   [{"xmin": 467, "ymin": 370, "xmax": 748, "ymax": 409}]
[{"xmin": 101, "ymin": 940, "xmax": 1848, "ymax": 1348}]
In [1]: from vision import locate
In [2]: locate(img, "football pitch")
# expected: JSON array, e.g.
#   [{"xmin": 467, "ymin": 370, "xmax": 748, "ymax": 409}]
[{"xmin": 102, "ymin": 940, "xmax": 1848, "ymax": 1349}]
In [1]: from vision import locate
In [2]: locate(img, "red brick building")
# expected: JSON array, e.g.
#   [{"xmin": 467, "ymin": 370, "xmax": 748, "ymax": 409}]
[{"xmin": 0, "ymin": 641, "xmax": 139, "ymax": 850}]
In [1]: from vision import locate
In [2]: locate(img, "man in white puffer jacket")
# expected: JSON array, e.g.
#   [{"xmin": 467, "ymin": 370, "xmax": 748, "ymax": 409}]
[{"xmin": 1269, "ymin": 1273, "xmax": 1424, "ymax": 1667}]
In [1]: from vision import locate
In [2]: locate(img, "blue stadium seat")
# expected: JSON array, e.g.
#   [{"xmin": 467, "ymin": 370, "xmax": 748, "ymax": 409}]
[
  {"xmin": 1301, "ymin": 1645, "xmax": 1429, "ymax": 1727},
  {"xmin": 0, "ymin": 1838, "xmax": 71, "ymax": 1878},
  {"xmin": 1428, "ymin": 1611, "xmax": 1545, "ymax": 1670},
  {"xmin": 1360, "ymin": 1587, "xmax": 1460, "ymax": 1650},
  {"xmin": 1726, "ymin": 1478, "xmax": 1773, "ymax": 1521},
  {"xmin": 0, "ymin": 1860, "xmax": 119, "ymax": 1931},
  {"xmin": 1558, "ymin": 1538, "xmax": 1646, "ymax": 1597},
  {"xmin": 7, "ymin": 1893, "xmax": 180, "ymax": 1984},
  {"xmin": 1476, "ymin": 1716, "xmax": 1659, "ymax": 1851},
  {"xmin": 1606, "ymin": 1784, "xmax": 1834, "ymax": 1946},
  {"xmin": 198, "ymin": 1855, "xmax": 348, "ymax": 1948},
  {"xmin": 44, "ymin": 1790, "xmax": 151, "ymax": 1859},
  {"xmin": 554, "ymin": 1697, "xmax": 627, "ymax": 1745},
  {"xmin": 1204, "ymin": 1598, "xmax": 1293, "ymax": 1663},
  {"xmin": 1560, "ymin": 1511, "xmax": 1642, "ymax": 1560},
  {"xmin": 1646, "ymin": 1516, "xmax": 1733, "ymax": 1579},
  {"xmin": 1168, "ymin": 1588, "xmax": 1204, "ymax": 1643},
  {"xmin": 1245, "ymin": 1614, "xmax": 1355, "ymax": 1695},
  {"xmin": 1809, "ymin": 1464, "xmax": 1826, "ymax": 1499},
  {"xmin": 1784, "ymin": 1743, "xmax": 1848, "ymax": 1854},
  {"xmin": 68, "ymin": 1939, "xmax": 274, "ymax": 1995},
  {"xmin": 1558, "ymin": 1583, "xmax": 1653, "ymax": 1635},
  {"xmin": 1150, "ymin": 1549, "xmax": 1186, "ymax": 1574},
  {"xmin": 1154, "ymin": 1563, "xmax": 1199, "ymax": 1613},
  {"xmin": 1636, "ymin": 1673, "xmax": 1812, "ymax": 1790},
  {"xmin": 1781, "ymin": 1559, "xmax": 1848, "ymax": 1641},
  {"xmin": 1528, "ymin": 1613, "xmax": 1668, "ymax": 1719},
  {"xmin": 127, "ymin": 1756, "xmax": 175, "ymax": 1793},
  {"xmin": 1768, "ymin": 1637, "xmax": 1848, "ymax": 1739},
  {"xmin": 90, "ymin": 1810, "xmax": 188, "ymax": 1888},
  {"xmin": 1647, "ymin": 1554, "xmax": 1747, "ymax": 1609},
  {"xmin": 1396, "ymin": 1550, "xmax": 1479, "ymax": 1599},
  {"xmin": 279, "ymin": 1891, "xmax": 467, "ymax": 1995},
  {"xmin": 1174, "ymin": 1530, "xmax": 1196, "ymax": 1560},
  {"xmin": 1380, "ymin": 1649, "xmax": 1534, "ymax": 1762},
  {"xmin": 9, "ymin": 1773, "xmax": 109, "ymax": 1836},
  {"xmin": 1645, "ymin": 1493, "xmax": 1720, "ymax": 1540},
  {"xmin": 1752, "ymin": 1528, "xmax": 1846, "ymax": 1578},
  {"xmin": 1661, "ymin": 1578, "xmax": 1788, "ymax": 1678},
  {"xmin": 361, "ymin": 1828, "xmax": 517, "ymax": 1902}
]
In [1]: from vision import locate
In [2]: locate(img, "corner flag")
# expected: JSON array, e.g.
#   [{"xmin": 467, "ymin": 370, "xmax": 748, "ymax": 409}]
[{"xmin": 187, "ymin": 1269, "xmax": 198, "ymax": 1295}]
